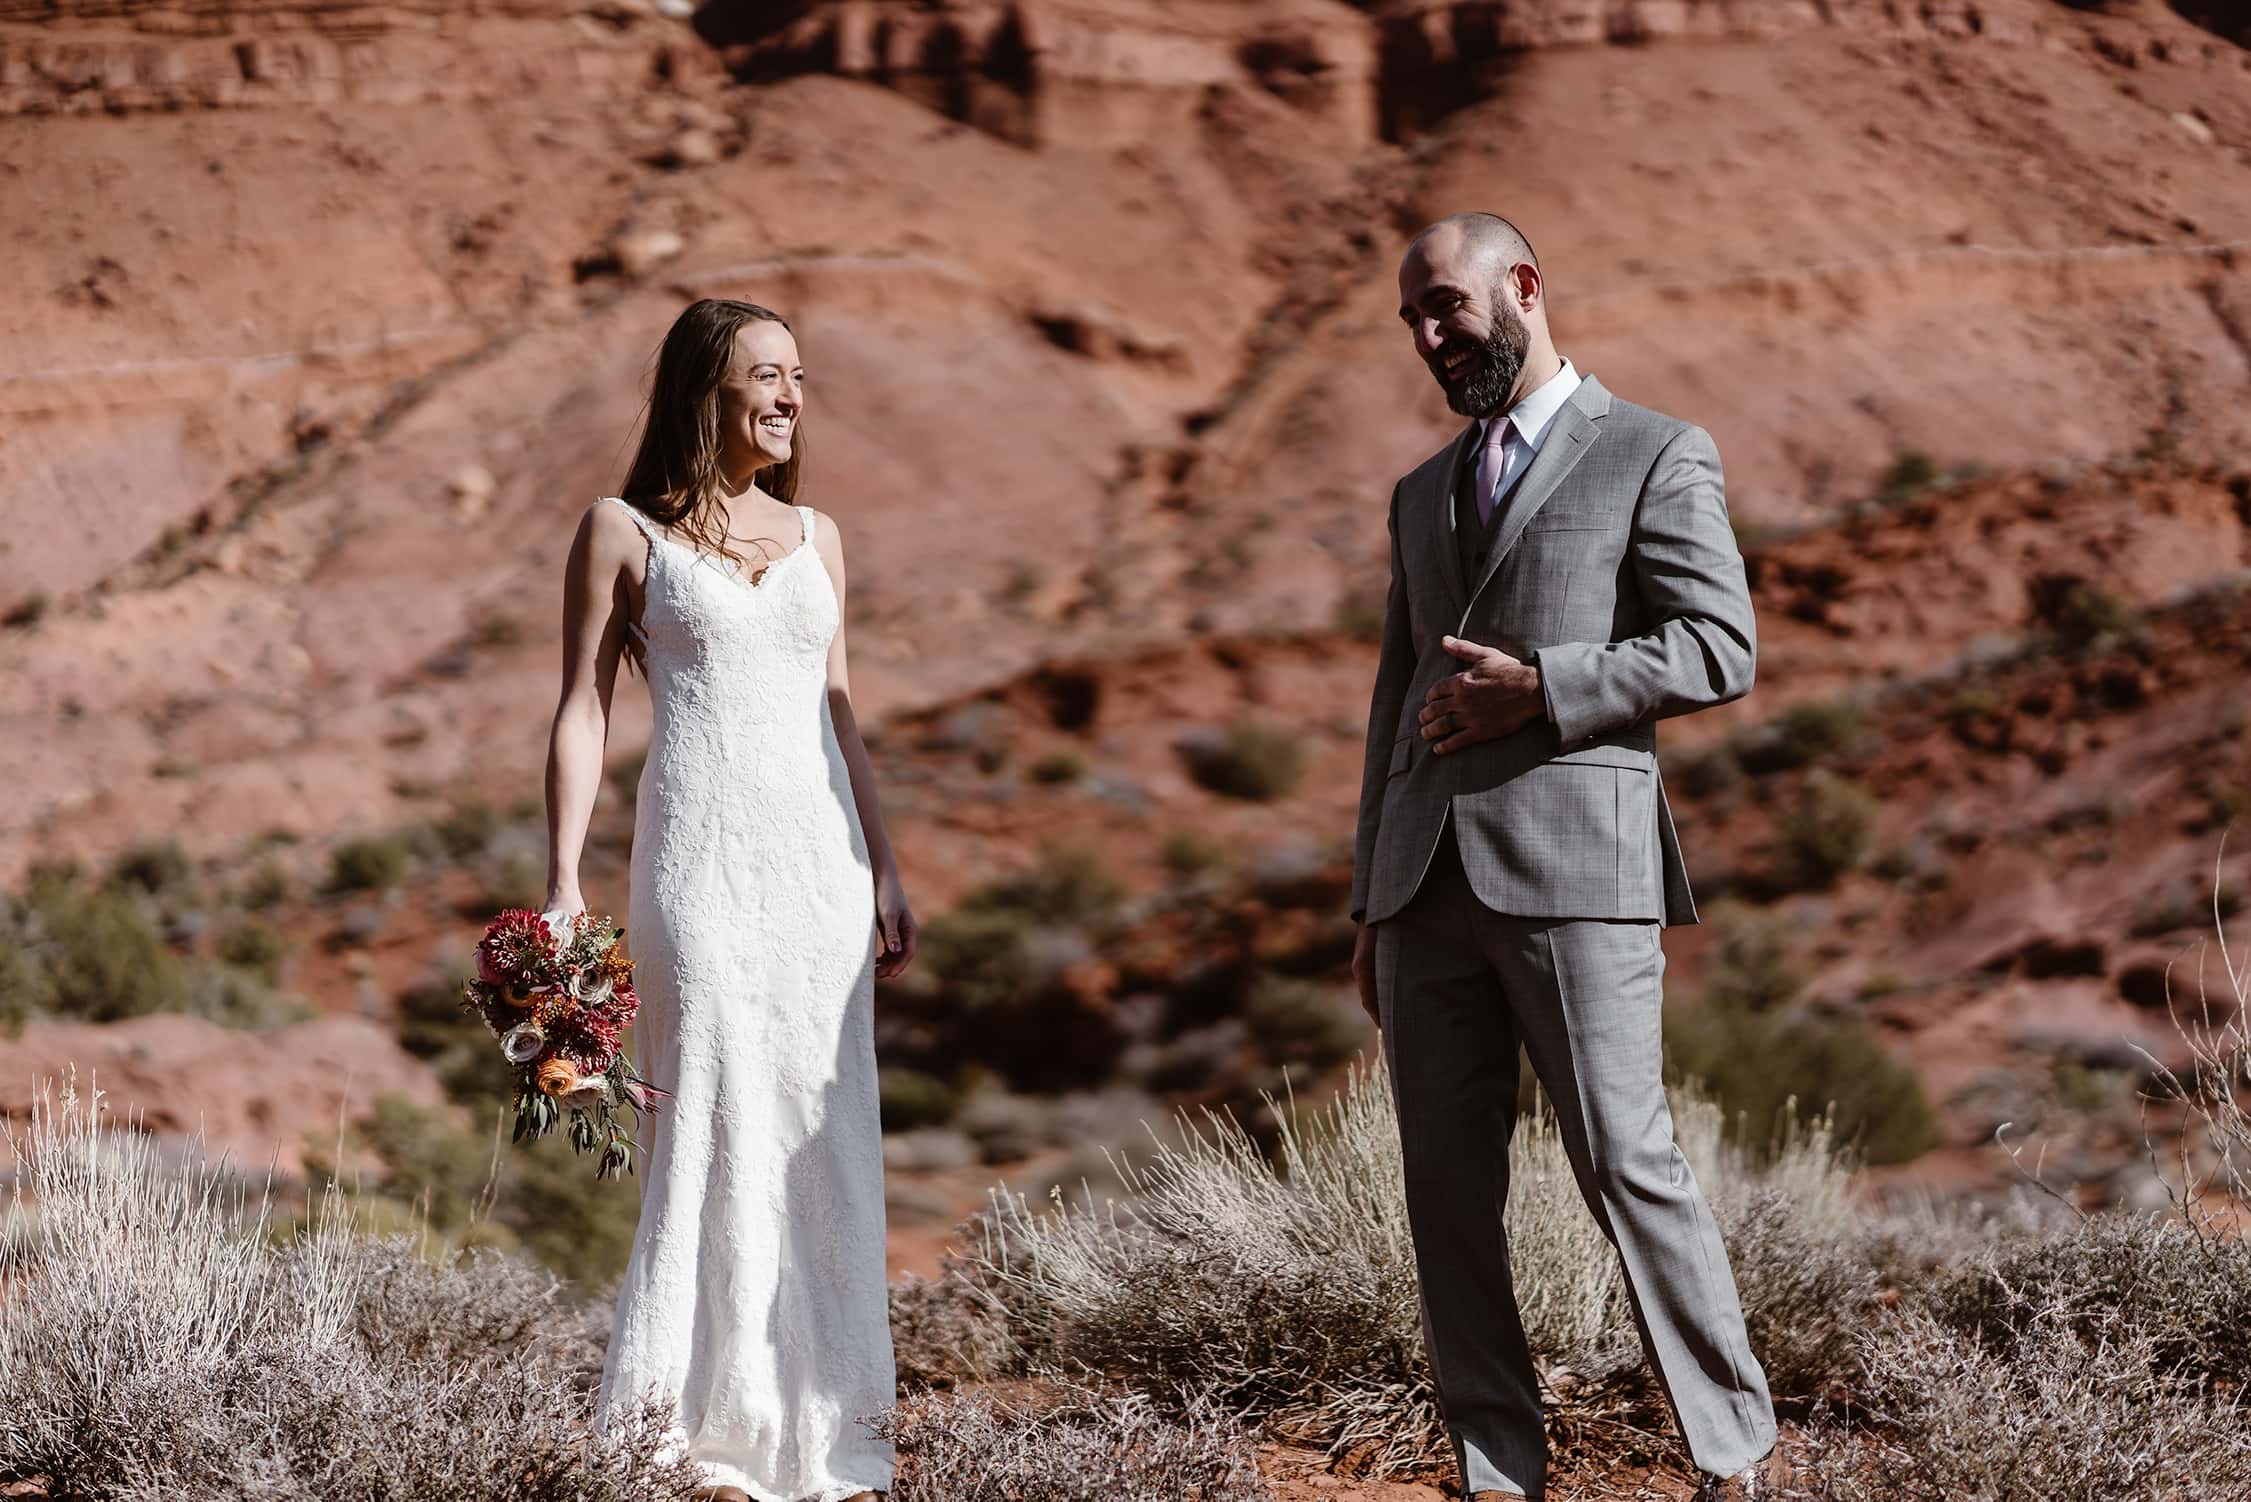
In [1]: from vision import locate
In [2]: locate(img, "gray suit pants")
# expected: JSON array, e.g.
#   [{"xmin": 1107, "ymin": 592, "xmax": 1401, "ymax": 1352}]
[{"xmin": 1375, "ymin": 823, "xmax": 1776, "ymax": 1498}]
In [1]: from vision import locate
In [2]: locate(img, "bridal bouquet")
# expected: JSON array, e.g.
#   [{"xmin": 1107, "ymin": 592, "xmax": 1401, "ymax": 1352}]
[{"xmin": 461, "ymin": 908, "xmax": 668, "ymax": 1179}]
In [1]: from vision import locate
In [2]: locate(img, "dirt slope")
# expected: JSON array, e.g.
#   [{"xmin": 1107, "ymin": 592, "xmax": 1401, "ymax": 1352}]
[{"xmin": 2, "ymin": 0, "xmax": 2249, "ymax": 1205}]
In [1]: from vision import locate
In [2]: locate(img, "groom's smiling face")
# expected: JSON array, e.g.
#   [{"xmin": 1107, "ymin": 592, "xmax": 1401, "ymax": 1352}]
[{"xmin": 1398, "ymin": 238, "xmax": 1530, "ymax": 420}]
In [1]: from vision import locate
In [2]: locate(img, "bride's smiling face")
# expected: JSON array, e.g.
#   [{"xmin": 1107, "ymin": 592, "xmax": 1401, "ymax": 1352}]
[{"xmin": 715, "ymin": 320, "xmax": 803, "ymax": 484}]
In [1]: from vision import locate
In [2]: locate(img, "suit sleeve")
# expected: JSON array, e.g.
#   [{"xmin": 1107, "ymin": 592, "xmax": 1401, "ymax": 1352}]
[
  {"xmin": 1351, "ymin": 482, "xmax": 1415, "ymax": 925},
  {"xmin": 1534, "ymin": 423, "xmax": 1756, "ymax": 745}
]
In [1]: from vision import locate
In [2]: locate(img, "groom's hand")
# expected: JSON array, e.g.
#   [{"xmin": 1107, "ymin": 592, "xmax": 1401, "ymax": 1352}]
[{"xmin": 1419, "ymin": 636, "xmax": 1543, "ymax": 754}]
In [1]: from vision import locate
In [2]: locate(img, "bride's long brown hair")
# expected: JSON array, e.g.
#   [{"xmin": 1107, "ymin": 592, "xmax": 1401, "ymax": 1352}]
[{"xmin": 618, "ymin": 298, "xmax": 805, "ymax": 570}]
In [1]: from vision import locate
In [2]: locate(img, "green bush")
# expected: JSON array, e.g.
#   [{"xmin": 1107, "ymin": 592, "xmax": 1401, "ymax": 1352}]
[
  {"xmin": 882, "ymin": 1067, "xmax": 963, "ymax": 1132},
  {"xmin": 1666, "ymin": 1000, "xmax": 1938, "ymax": 1165},
  {"xmin": 1160, "ymin": 831, "xmax": 1226, "ymax": 878},
  {"xmin": 1736, "ymin": 700, "xmax": 1862, "ymax": 776},
  {"xmin": 1, "ymin": 868, "xmax": 185, "ymax": 1022},
  {"xmin": 308, "ymin": 1094, "xmax": 642, "ymax": 1289},
  {"xmin": 1178, "ymin": 721, "xmax": 1306, "ymax": 802},
  {"xmin": 1240, "ymin": 975, "xmax": 1362, "ymax": 1072},
  {"xmin": 1770, "ymin": 771, "xmax": 1877, "ymax": 891},
  {"xmin": 237, "ymin": 860, "xmax": 291, "ymax": 911},
  {"xmin": 432, "ymin": 801, "xmax": 501, "ymax": 860},
  {"xmin": 214, "ymin": 918, "xmax": 289, "ymax": 986},
  {"xmin": 2032, "ymin": 577, "xmax": 2144, "ymax": 652},
  {"xmin": 964, "ymin": 845, "xmax": 1124, "ymax": 929},
  {"xmin": 327, "ymin": 836, "xmax": 412, "ymax": 894},
  {"xmin": 1920, "ymin": 1214, "xmax": 2251, "ymax": 1388},
  {"xmin": 106, "ymin": 838, "xmax": 195, "ymax": 898},
  {"xmin": 1698, "ymin": 904, "xmax": 1805, "ymax": 1012},
  {"xmin": 1873, "ymin": 448, "xmax": 1939, "ymax": 509},
  {"xmin": 1026, "ymin": 751, "xmax": 1087, "ymax": 786}
]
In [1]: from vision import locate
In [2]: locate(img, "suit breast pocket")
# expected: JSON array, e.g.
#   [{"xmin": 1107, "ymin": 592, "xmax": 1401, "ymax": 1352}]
[{"xmin": 1512, "ymin": 526, "xmax": 1620, "ymax": 644}]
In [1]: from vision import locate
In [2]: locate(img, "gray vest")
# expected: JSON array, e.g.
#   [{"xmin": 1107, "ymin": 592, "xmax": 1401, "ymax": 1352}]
[{"xmin": 1453, "ymin": 430, "xmax": 1523, "ymax": 588}]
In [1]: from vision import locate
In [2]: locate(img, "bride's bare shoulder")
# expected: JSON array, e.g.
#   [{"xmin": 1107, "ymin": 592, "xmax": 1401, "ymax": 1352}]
[{"xmin": 573, "ymin": 498, "xmax": 652, "ymax": 574}]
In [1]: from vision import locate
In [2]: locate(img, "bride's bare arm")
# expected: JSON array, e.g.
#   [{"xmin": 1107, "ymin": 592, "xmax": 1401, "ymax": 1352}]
[
  {"xmin": 810, "ymin": 509, "xmax": 917, "ymax": 978},
  {"xmin": 545, "ymin": 502, "xmax": 639, "ymax": 915}
]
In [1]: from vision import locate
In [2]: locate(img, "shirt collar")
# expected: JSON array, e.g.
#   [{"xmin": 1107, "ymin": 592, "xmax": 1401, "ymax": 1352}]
[{"xmin": 1482, "ymin": 356, "xmax": 1580, "ymax": 452}]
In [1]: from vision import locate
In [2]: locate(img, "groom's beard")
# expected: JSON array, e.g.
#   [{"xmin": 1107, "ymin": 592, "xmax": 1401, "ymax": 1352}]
[{"xmin": 1431, "ymin": 301, "xmax": 1530, "ymax": 418}]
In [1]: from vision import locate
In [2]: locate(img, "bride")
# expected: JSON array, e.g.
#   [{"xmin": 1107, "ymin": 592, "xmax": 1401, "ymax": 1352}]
[{"xmin": 543, "ymin": 297, "xmax": 916, "ymax": 1502}]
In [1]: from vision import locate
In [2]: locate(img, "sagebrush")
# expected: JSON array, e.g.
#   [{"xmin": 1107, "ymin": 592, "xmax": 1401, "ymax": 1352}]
[{"xmin": 0, "ymin": 1079, "xmax": 698, "ymax": 1501}]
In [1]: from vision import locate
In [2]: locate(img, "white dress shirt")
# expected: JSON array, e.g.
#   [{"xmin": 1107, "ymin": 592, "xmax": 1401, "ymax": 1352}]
[
  {"xmin": 1477, "ymin": 356, "xmax": 1580, "ymax": 726},
  {"xmin": 1475, "ymin": 355, "xmax": 1581, "ymax": 516}
]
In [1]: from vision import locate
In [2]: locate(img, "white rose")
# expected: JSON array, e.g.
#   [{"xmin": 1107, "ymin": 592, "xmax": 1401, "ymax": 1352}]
[
  {"xmin": 500, "ymin": 1022, "xmax": 547, "ymax": 1065},
  {"xmin": 563, "ymin": 1077, "xmax": 613, "ymax": 1110}
]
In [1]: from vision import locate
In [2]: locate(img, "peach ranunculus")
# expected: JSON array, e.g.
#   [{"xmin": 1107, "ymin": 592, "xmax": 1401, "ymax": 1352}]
[{"xmin": 535, "ymin": 1057, "xmax": 581, "ymax": 1096}]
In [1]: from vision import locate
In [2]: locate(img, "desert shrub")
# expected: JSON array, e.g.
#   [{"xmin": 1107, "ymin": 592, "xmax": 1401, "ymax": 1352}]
[
  {"xmin": 1921, "ymin": 1211, "xmax": 2251, "ymax": 1389},
  {"xmin": 1177, "ymin": 720, "xmax": 1306, "ymax": 802},
  {"xmin": 965, "ymin": 843, "xmax": 1125, "ymax": 928},
  {"xmin": 1786, "ymin": 1311, "xmax": 2251, "ymax": 1501},
  {"xmin": 2031, "ymin": 575, "xmax": 2144, "ymax": 652},
  {"xmin": 883, "ymin": 1129, "xmax": 978, "ymax": 1175},
  {"xmin": 180, "ymin": 960, "xmax": 303, "ymax": 1031},
  {"xmin": 1768, "ymin": 771, "xmax": 1876, "ymax": 891},
  {"xmin": 0, "ymin": 1081, "xmax": 697, "ymax": 1502},
  {"xmin": 881, "ymin": 1068, "xmax": 962, "ymax": 1132},
  {"xmin": 889, "ymin": 1261, "xmax": 1018, "ymax": 1391},
  {"xmin": 0, "ymin": 865, "xmax": 299, "ymax": 1030},
  {"xmin": 474, "ymin": 848, "xmax": 545, "ymax": 911},
  {"xmin": 1666, "ymin": 1000, "xmax": 1938, "ymax": 1165},
  {"xmin": 307, "ymin": 1094, "xmax": 640, "ymax": 1289},
  {"xmin": 954, "ymin": 1089, "xmax": 1057, "ymax": 1164},
  {"xmin": 1698, "ymin": 903, "xmax": 1806, "ymax": 1011},
  {"xmin": 107, "ymin": 836, "xmax": 196, "ymax": 898},
  {"xmin": 0, "ymin": 865, "xmax": 184, "ymax": 1022},
  {"xmin": 1161, "ymin": 830, "xmax": 1226, "ymax": 877},
  {"xmin": 969, "ymin": 1065, "xmax": 1860, "ymax": 1476},
  {"xmin": 1735, "ymin": 700, "xmax": 1862, "ymax": 777},
  {"xmin": 915, "ymin": 855, "xmax": 1130, "ymax": 1092},
  {"xmin": 1239, "ymin": 975, "xmax": 1362, "ymax": 1071},
  {"xmin": 432, "ymin": 799, "xmax": 502, "ymax": 860},
  {"xmin": 1872, "ymin": 448, "xmax": 1939, "ymax": 509},
  {"xmin": 237, "ymin": 859, "xmax": 292, "ymax": 910},
  {"xmin": 214, "ymin": 916, "xmax": 289, "ymax": 985},
  {"xmin": 875, "ymin": 1383, "xmax": 1272, "ymax": 1502},
  {"xmin": 1716, "ymin": 1189, "xmax": 1880, "ymax": 1401},
  {"xmin": 1026, "ymin": 750, "xmax": 1087, "ymax": 785},
  {"xmin": 326, "ymin": 834, "xmax": 412, "ymax": 893}
]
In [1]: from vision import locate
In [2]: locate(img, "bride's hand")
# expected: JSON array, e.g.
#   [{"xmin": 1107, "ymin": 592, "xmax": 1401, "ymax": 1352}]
[
  {"xmin": 544, "ymin": 881, "xmax": 587, "ymax": 919},
  {"xmin": 873, "ymin": 866, "xmax": 917, "ymax": 979}
]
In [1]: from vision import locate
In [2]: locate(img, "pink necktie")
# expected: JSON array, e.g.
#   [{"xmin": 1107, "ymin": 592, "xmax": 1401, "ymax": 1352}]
[{"xmin": 1472, "ymin": 416, "xmax": 1516, "ymax": 528}]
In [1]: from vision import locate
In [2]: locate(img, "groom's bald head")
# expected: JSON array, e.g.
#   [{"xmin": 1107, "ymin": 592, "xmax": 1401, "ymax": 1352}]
[{"xmin": 1404, "ymin": 213, "xmax": 1540, "ymax": 287}]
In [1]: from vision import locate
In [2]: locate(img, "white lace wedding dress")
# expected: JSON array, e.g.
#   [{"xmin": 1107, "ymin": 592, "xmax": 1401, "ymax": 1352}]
[{"xmin": 592, "ymin": 496, "xmax": 894, "ymax": 1501}]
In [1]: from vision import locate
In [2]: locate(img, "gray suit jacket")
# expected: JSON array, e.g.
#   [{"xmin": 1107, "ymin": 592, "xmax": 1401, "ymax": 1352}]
[{"xmin": 1350, "ymin": 373, "xmax": 1756, "ymax": 928}]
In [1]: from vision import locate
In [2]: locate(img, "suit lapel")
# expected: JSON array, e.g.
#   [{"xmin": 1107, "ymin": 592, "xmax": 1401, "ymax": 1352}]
[{"xmin": 1461, "ymin": 374, "xmax": 1610, "ymax": 613}]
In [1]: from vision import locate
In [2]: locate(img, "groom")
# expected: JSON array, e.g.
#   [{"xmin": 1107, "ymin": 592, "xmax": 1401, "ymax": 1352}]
[{"xmin": 1349, "ymin": 213, "xmax": 1780, "ymax": 1500}]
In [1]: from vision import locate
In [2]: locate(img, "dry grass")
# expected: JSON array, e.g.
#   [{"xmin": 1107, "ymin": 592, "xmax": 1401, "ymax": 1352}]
[
  {"xmin": 963, "ymin": 1062, "xmax": 1865, "ymax": 1476},
  {"xmin": 0, "ymin": 1077, "xmax": 699, "ymax": 1501},
  {"xmin": 874, "ymin": 1381, "xmax": 1272, "ymax": 1502},
  {"xmin": 1783, "ymin": 869, "xmax": 2251, "ymax": 1500}
]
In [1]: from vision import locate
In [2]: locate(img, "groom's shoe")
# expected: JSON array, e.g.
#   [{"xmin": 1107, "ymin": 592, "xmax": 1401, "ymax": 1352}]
[
  {"xmin": 1694, "ymin": 1443, "xmax": 1792, "ymax": 1499},
  {"xmin": 1467, "ymin": 1492, "xmax": 1530, "ymax": 1500}
]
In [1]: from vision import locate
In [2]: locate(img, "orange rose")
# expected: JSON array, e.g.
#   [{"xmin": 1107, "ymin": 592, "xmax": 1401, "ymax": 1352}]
[
  {"xmin": 502, "ymin": 981, "xmax": 540, "ymax": 1009},
  {"xmin": 536, "ymin": 1057, "xmax": 580, "ymax": 1096}
]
